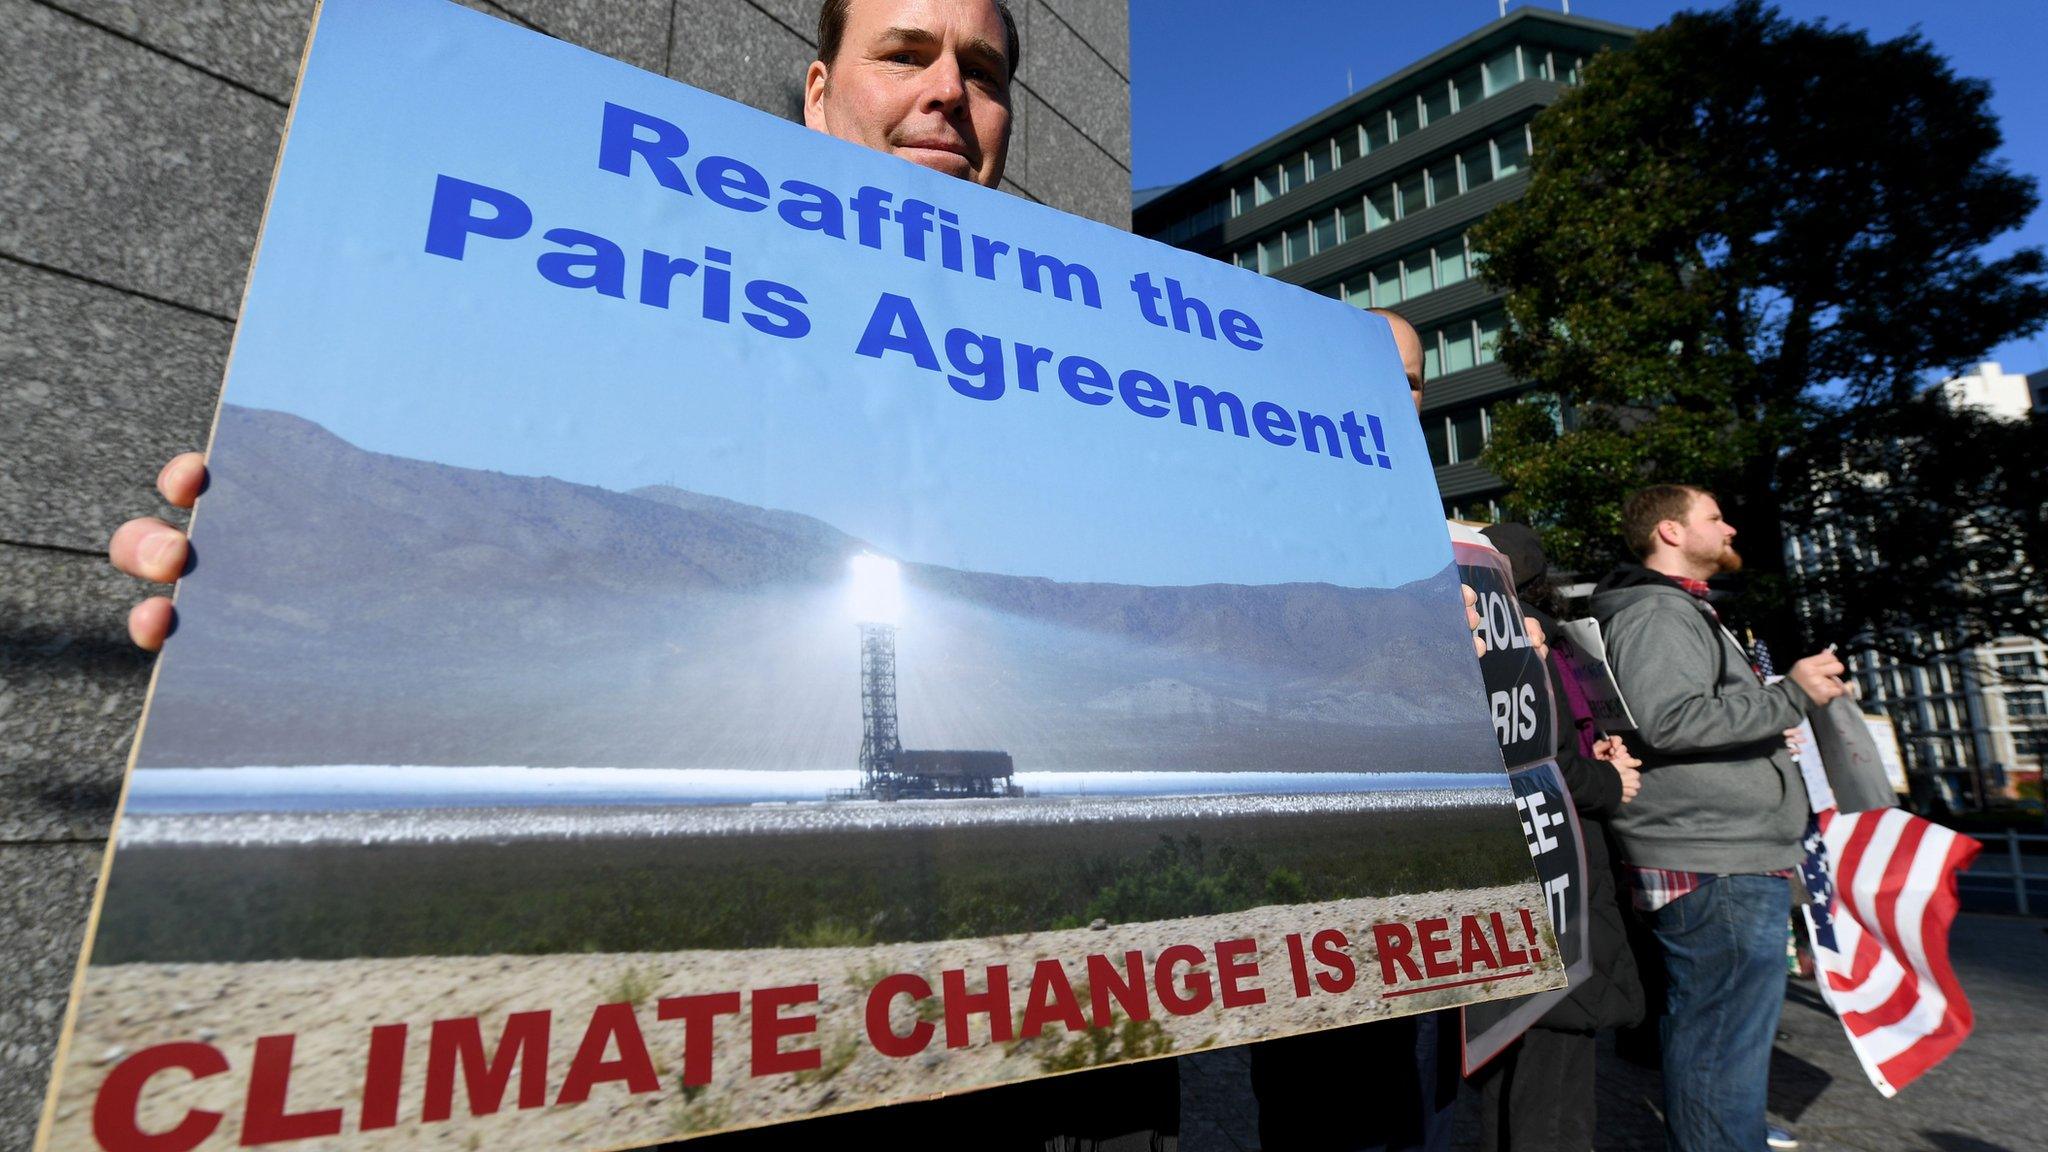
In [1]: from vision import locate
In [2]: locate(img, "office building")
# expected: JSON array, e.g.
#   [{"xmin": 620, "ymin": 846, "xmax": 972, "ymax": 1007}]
[{"xmin": 1134, "ymin": 7, "xmax": 1635, "ymax": 519}]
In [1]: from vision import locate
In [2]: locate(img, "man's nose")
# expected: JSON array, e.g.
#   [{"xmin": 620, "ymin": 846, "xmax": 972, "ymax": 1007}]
[{"xmin": 919, "ymin": 53, "xmax": 967, "ymax": 113}]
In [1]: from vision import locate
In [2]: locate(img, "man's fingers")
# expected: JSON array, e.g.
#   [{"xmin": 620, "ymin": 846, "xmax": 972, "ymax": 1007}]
[
  {"xmin": 157, "ymin": 453, "xmax": 208, "ymax": 508},
  {"xmin": 109, "ymin": 517, "xmax": 190, "ymax": 583},
  {"xmin": 127, "ymin": 597, "xmax": 176, "ymax": 652}
]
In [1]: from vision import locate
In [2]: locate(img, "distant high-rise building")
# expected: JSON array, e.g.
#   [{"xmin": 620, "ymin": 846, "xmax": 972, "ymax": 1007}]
[
  {"xmin": 1787, "ymin": 362, "xmax": 2045, "ymax": 809},
  {"xmin": 1134, "ymin": 7, "xmax": 1636, "ymax": 519}
]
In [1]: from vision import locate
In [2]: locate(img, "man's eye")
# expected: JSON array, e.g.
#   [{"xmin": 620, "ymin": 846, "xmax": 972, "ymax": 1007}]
[{"xmin": 886, "ymin": 51, "xmax": 918, "ymax": 64}]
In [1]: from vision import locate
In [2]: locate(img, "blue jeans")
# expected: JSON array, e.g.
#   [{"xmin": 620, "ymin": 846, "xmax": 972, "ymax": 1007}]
[{"xmin": 1652, "ymin": 874, "xmax": 1789, "ymax": 1152}]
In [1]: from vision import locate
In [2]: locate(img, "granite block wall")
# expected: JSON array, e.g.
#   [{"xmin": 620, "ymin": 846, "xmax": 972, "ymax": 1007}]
[{"xmin": 0, "ymin": 0, "xmax": 1129, "ymax": 1140}]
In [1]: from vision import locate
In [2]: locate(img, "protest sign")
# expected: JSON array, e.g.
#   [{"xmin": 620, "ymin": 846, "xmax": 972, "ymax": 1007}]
[
  {"xmin": 1449, "ymin": 531, "xmax": 1588, "ymax": 1073},
  {"xmin": 39, "ymin": 2, "xmax": 1558, "ymax": 1148},
  {"xmin": 1550, "ymin": 617, "xmax": 1637, "ymax": 732}
]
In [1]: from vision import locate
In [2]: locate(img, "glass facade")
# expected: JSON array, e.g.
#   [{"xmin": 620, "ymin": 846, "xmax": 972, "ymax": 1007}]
[
  {"xmin": 1138, "ymin": 21, "xmax": 1618, "ymax": 522},
  {"xmin": 1142, "ymin": 37, "xmax": 1593, "ymax": 245},
  {"xmin": 1226, "ymin": 124, "xmax": 1533, "ymax": 273}
]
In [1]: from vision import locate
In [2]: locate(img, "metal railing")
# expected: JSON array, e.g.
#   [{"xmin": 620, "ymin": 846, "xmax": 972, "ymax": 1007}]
[{"xmin": 1958, "ymin": 830, "xmax": 2047, "ymax": 916}]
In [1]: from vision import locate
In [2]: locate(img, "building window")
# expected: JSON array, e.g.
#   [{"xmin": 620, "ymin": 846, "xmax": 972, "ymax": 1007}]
[
  {"xmin": 1996, "ymin": 651, "xmax": 2042, "ymax": 679},
  {"xmin": 1314, "ymin": 210, "xmax": 1339, "ymax": 255},
  {"xmin": 1393, "ymin": 96, "xmax": 1420, "ymax": 140},
  {"xmin": 1451, "ymin": 407, "xmax": 1486, "ymax": 461},
  {"xmin": 1422, "ymin": 82, "xmax": 1452, "ymax": 127},
  {"xmin": 2011, "ymin": 690, "xmax": 2048, "ymax": 719},
  {"xmin": 1257, "ymin": 166, "xmax": 1282, "ymax": 205},
  {"xmin": 1235, "ymin": 247, "xmax": 1256, "ymax": 270},
  {"xmin": 1477, "ymin": 313, "xmax": 1505, "ymax": 364},
  {"xmin": 1461, "ymin": 143, "xmax": 1494, "ymax": 191},
  {"xmin": 1365, "ymin": 111, "xmax": 1392, "ymax": 152},
  {"xmin": 1366, "ymin": 186, "xmax": 1395, "ymax": 231},
  {"xmin": 1259, "ymin": 234, "xmax": 1285, "ymax": 273},
  {"xmin": 1337, "ymin": 126, "xmax": 1363, "ymax": 166},
  {"xmin": 1436, "ymin": 238, "xmax": 1469, "ymax": 287},
  {"xmin": 1423, "ymin": 339, "xmax": 1442, "ymax": 380},
  {"xmin": 1443, "ymin": 321, "xmax": 1478, "ymax": 374},
  {"xmin": 1286, "ymin": 222, "xmax": 1311, "ymax": 265},
  {"xmin": 1341, "ymin": 200, "xmax": 1365, "ymax": 243},
  {"xmin": 1310, "ymin": 141, "xmax": 1335, "ymax": 181},
  {"xmin": 1232, "ymin": 178, "xmax": 1255, "ymax": 217},
  {"xmin": 1371, "ymin": 260, "xmax": 1402, "ymax": 307},
  {"xmin": 1430, "ymin": 164, "xmax": 1459, "ymax": 207},
  {"xmin": 1400, "ymin": 254, "xmax": 1430, "ymax": 299},
  {"xmin": 1529, "ymin": 48, "xmax": 1554, "ymax": 81},
  {"xmin": 1496, "ymin": 127, "xmax": 1530, "ymax": 177},
  {"xmin": 2018, "ymin": 731, "xmax": 2048, "ymax": 759},
  {"xmin": 1345, "ymin": 281, "xmax": 1371, "ymax": 309},
  {"xmin": 1398, "ymin": 172, "xmax": 1427, "ymax": 218},
  {"xmin": 1452, "ymin": 65, "xmax": 1484, "ymax": 112},
  {"xmin": 1483, "ymin": 47, "xmax": 1522, "ymax": 96},
  {"xmin": 1282, "ymin": 152, "xmax": 1307, "ymax": 195},
  {"xmin": 1425, "ymin": 418, "xmax": 1450, "ymax": 465}
]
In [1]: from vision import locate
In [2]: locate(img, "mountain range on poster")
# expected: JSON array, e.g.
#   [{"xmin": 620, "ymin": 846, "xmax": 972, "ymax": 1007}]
[{"xmin": 138, "ymin": 405, "xmax": 1496, "ymax": 774}]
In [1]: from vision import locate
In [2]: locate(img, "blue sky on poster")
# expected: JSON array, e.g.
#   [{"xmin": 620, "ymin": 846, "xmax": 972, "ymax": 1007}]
[
  {"xmin": 1132, "ymin": 0, "xmax": 2048, "ymax": 376},
  {"xmin": 217, "ymin": 0, "xmax": 1447, "ymax": 591}
]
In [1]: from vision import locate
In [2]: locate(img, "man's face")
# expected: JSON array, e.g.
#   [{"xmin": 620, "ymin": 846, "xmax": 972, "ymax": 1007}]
[
  {"xmin": 804, "ymin": 0, "xmax": 1012, "ymax": 187},
  {"xmin": 1672, "ymin": 493, "xmax": 1742, "ymax": 575}
]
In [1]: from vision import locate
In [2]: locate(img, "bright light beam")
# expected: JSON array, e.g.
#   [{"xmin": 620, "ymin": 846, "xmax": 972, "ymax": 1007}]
[{"xmin": 848, "ymin": 553, "xmax": 904, "ymax": 626}]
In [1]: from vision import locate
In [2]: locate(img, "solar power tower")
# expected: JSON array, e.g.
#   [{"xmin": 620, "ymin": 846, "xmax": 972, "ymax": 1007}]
[
  {"xmin": 850, "ymin": 554, "xmax": 905, "ymax": 797},
  {"xmin": 857, "ymin": 620, "xmax": 901, "ymax": 796}
]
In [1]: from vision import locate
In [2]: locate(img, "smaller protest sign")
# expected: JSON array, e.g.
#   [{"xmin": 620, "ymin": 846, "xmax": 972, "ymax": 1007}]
[
  {"xmin": 1449, "ymin": 528, "xmax": 1587, "ymax": 1073},
  {"xmin": 1461, "ymin": 759, "xmax": 1591, "ymax": 1073},
  {"xmin": 1864, "ymin": 715, "xmax": 1909, "ymax": 794},
  {"xmin": 1550, "ymin": 618, "xmax": 1636, "ymax": 732},
  {"xmin": 1785, "ymin": 690, "xmax": 1900, "ymax": 815},
  {"xmin": 1452, "ymin": 531, "xmax": 1555, "ymax": 770}
]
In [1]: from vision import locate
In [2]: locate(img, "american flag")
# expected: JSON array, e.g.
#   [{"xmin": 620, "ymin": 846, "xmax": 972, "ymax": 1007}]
[{"xmin": 1802, "ymin": 806, "xmax": 1981, "ymax": 1096}]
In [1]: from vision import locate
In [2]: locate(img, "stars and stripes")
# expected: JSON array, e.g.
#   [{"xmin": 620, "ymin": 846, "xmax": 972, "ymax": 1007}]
[{"xmin": 1802, "ymin": 806, "xmax": 1981, "ymax": 1096}]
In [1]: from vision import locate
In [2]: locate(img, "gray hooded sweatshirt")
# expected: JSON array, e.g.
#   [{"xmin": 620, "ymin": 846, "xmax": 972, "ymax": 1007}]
[{"xmin": 1589, "ymin": 565, "xmax": 1812, "ymax": 873}]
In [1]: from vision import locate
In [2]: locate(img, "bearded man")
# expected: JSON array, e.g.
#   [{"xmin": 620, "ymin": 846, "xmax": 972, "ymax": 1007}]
[{"xmin": 1588, "ymin": 484, "xmax": 1846, "ymax": 1152}]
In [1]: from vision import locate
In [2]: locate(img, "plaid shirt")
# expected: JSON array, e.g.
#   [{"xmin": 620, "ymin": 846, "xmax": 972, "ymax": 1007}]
[{"xmin": 1626, "ymin": 572, "xmax": 1795, "ymax": 912}]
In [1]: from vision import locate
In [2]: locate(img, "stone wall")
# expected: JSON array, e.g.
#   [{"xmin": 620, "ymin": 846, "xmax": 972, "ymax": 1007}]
[{"xmin": 0, "ymin": 0, "xmax": 1128, "ymax": 1140}]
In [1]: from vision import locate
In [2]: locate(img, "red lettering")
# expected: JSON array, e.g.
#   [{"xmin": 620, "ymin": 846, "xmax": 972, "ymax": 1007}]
[
  {"xmin": 1215, "ymin": 938, "xmax": 1265, "ymax": 1008},
  {"xmin": 1489, "ymin": 912, "xmax": 1529, "ymax": 965},
  {"xmin": 1019, "ymin": 959, "xmax": 1087, "ymax": 1039},
  {"xmin": 864, "ymin": 973, "xmax": 934, "ymax": 1058},
  {"xmin": 1372, "ymin": 922, "xmax": 1421, "ymax": 984},
  {"xmin": 657, "ymin": 991, "xmax": 743, "ymax": 1087},
  {"xmin": 423, "ymin": 1011, "xmax": 550, "ymax": 1122},
  {"xmin": 91, "ymin": 1042, "xmax": 227, "ymax": 1152},
  {"xmin": 1417, "ymin": 917, "xmax": 1456, "ymax": 978},
  {"xmin": 940, "ymin": 966, "xmax": 1013, "ymax": 1049},
  {"xmin": 360, "ymin": 1024, "xmax": 407, "ymax": 1132},
  {"xmin": 1311, "ymin": 929, "xmax": 1356, "ymax": 994},
  {"xmin": 1459, "ymin": 915, "xmax": 1500, "ymax": 972},
  {"xmin": 1085, "ymin": 951, "xmax": 1150, "ymax": 1026},
  {"xmin": 1154, "ymin": 944, "xmax": 1214, "ymax": 1015},
  {"xmin": 557, "ymin": 1003, "xmax": 660, "ymax": 1104},
  {"xmin": 241, "ymin": 1034, "xmax": 342, "ymax": 1145},
  {"xmin": 1284, "ymin": 933, "xmax": 1312, "ymax": 998},
  {"xmin": 751, "ymin": 984, "xmax": 821, "ymax": 1075}
]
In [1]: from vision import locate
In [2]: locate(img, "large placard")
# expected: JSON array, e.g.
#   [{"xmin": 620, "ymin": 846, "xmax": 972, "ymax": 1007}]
[{"xmin": 41, "ymin": 3, "xmax": 1558, "ymax": 1148}]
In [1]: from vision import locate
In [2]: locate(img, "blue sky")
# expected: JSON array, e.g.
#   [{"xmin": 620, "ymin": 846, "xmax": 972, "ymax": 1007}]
[
  {"xmin": 213, "ymin": 0, "xmax": 1451, "ymax": 592},
  {"xmin": 1132, "ymin": 0, "xmax": 2048, "ymax": 375}
]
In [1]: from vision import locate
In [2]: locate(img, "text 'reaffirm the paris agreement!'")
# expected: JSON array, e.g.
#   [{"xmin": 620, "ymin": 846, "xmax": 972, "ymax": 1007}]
[{"xmin": 422, "ymin": 103, "xmax": 1400, "ymax": 473}]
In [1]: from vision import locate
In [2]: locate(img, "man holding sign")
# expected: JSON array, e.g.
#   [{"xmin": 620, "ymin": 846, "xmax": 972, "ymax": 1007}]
[{"xmin": 1590, "ymin": 485, "xmax": 1847, "ymax": 1152}]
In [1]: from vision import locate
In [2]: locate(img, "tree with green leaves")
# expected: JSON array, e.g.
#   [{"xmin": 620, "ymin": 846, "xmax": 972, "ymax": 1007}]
[{"xmin": 1472, "ymin": 0, "xmax": 2048, "ymax": 649}]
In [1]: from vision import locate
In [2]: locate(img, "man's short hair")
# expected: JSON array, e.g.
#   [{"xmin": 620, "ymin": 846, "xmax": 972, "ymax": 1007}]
[
  {"xmin": 816, "ymin": 0, "xmax": 1022, "ymax": 78},
  {"xmin": 1621, "ymin": 484, "xmax": 1709, "ymax": 559}
]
